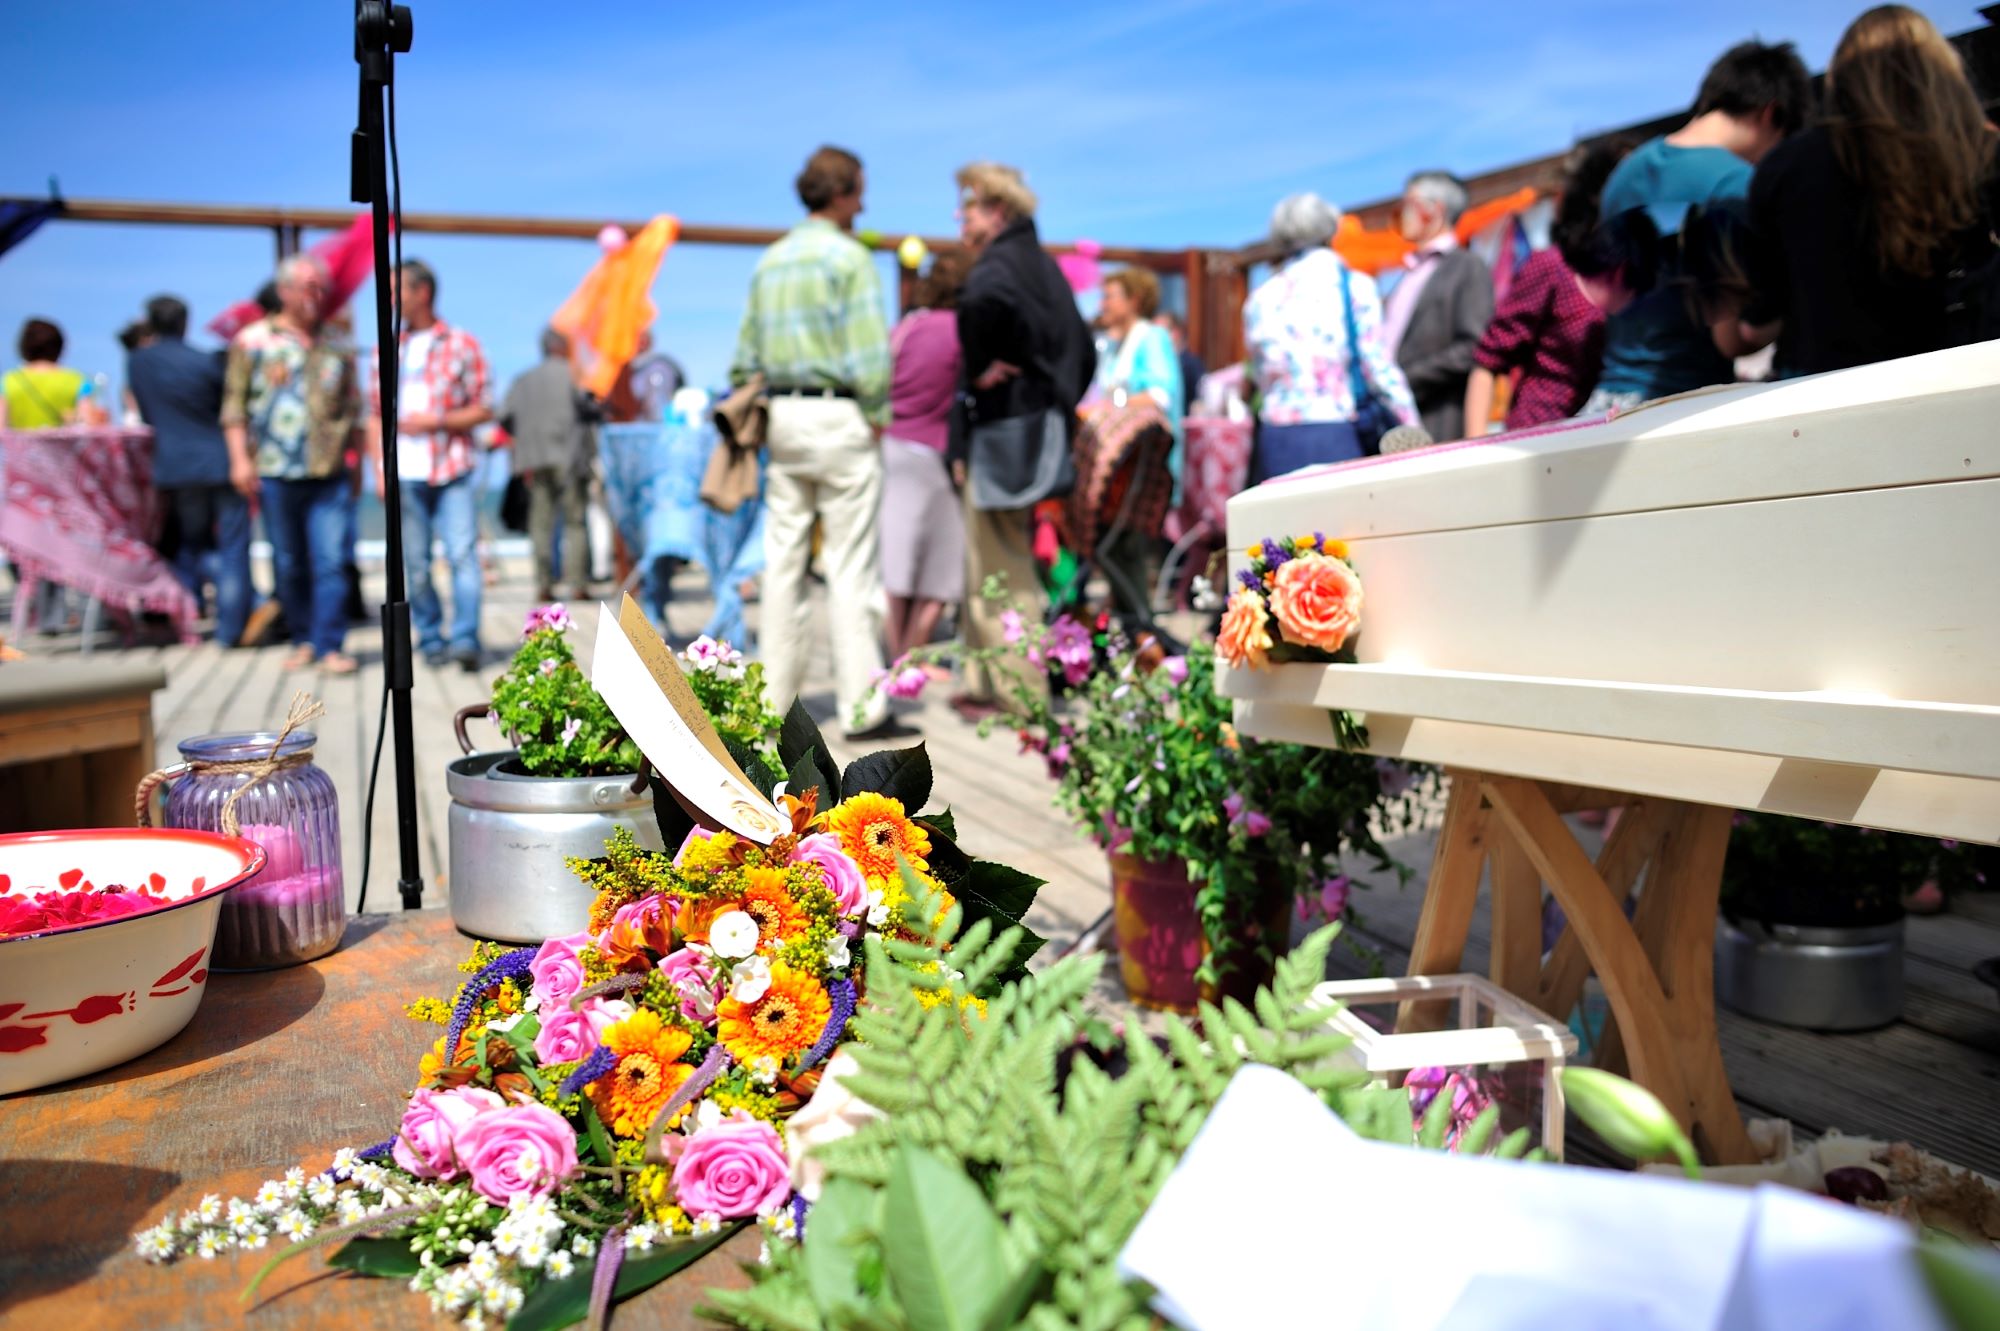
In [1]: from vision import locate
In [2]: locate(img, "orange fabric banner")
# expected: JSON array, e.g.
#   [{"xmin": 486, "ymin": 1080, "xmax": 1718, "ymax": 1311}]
[
  {"xmin": 552, "ymin": 215, "xmax": 680, "ymax": 396},
  {"xmin": 1331, "ymin": 187, "xmax": 1540, "ymax": 276}
]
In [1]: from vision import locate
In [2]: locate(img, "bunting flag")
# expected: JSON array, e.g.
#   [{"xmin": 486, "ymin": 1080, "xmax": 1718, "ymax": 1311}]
[
  {"xmin": 207, "ymin": 213, "xmax": 383, "ymax": 342},
  {"xmin": 1332, "ymin": 187, "xmax": 1540, "ymax": 275},
  {"xmin": 0, "ymin": 198, "xmax": 62, "ymax": 263},
  {"xmin": 552, "ymin": 215, "xmax": 680, "ymax": 397}
]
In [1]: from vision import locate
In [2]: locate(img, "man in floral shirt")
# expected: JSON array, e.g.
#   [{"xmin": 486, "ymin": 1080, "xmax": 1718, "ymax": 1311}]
[
  {"xmin": 222, "ymin": 254, "xmax": 363, "ymax": 673},
  {"xmin": 367, "ymin": 260, "xmax": 493, "ymax": 672}
]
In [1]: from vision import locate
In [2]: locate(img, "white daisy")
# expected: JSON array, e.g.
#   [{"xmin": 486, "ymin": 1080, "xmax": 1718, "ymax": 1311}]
[
  {"xmin": 547, "ymin": 1250, "xmax": 575, "ymax": 1280},
  {"xmin": 195, "ymin": 1230, "xmax": 229, "ymax": 1260},
  {"xmin": 196, "ymin": 1193, "xmax": 224, "ymax": 1223},
  {"xmin": 254, "ymin": 1180, "xmax": 287, "ymax": 1213},
  {"xmin": 277, "ymin": 1210, "xmax": 313, "ymax": 1242},
  {"xmin": 329, "ymin": 1147, "xmax": 357, "ymax": 1180},
  {"xmin": 306, "ymin": 1175, "xmax": 337, "ymax": 1207}
]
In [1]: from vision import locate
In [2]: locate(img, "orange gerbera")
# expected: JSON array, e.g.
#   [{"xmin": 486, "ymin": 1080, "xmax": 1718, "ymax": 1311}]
[
  {"xmin": 591, "ymin": 1008, "xmax": 695, "ymax": 1137},
  {"xmin": 677, "ymin": 894, "xmax": 745, "ymax": 947},
  {"xmin": 740, "ymin": 867, "xmax": 807, "ymax": 946},
  {"xmin": 716, "ymin": 961, "xmax": 832, "ymax": 1065},
  {"xmin": 826, "ymin": 793, "xmax": 930, "ymax": 884}
]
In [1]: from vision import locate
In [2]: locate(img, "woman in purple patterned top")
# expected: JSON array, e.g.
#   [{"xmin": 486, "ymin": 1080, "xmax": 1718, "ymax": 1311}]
[
  {"xmin": 880, "ymin": 252, "xmax": 968, "ymax": 665},
  {"xmin": 1463, "ymin": 142, "xmax": 1624, "ymax": 432}
]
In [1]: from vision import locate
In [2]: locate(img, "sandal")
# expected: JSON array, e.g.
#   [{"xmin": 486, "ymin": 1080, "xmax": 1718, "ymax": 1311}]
[{"xmin": 281, "ymin": 645, "xmax": 316, "ymax": 671}]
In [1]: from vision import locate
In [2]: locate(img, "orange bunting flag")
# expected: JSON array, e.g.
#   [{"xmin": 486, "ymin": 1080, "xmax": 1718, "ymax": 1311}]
[
  {"xmin": 1330, "ymin": 187, "xmax": 1539, "ymax": 276},
  {"xmin": 552, "ymin": 215, "xmax": 680, "ymax": 397}
]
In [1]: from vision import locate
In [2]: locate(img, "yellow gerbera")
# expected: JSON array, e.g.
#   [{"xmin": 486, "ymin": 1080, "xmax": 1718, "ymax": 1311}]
[
  {"xmin": 591, "ymin": 1008, "xmax": 694, "ymax": 1137},
  {"xmin": 740, "ymin": 867, "xmax": 807, "ymax": 946},
  {"xmin": 826, "ymin": 793, "xmax": 930, "ymax": 884},
  {"xmin": 716, "ymin": 961, "xmax": 832, "ymax": 1065}
]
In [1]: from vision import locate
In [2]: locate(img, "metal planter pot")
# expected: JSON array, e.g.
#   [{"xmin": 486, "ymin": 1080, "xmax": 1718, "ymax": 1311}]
[
  {"xmin": 1715, "ymin": 916, "xmax": 1905, "ymax": 1032},
  {"xmin": 446, "ymin": 751, "xmax": 663, "ymax": 943}
]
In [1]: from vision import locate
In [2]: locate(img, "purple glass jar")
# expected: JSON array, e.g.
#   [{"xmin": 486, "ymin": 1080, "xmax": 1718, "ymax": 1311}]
[{"xmin": 163, "ymin": 730, "xmax": 344, "ymax": 969}]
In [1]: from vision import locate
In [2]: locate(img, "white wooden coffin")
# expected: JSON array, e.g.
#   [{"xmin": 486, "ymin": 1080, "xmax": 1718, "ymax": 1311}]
[{"xmin": 1220, "ymin": 342, "xmax": 2000, "ymax": 845}]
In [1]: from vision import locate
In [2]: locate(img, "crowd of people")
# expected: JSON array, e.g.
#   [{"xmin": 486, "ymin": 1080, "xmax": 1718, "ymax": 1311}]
[{"xmin": 3, "ymin": 4, "xmax": 1991, "ymax": 733}]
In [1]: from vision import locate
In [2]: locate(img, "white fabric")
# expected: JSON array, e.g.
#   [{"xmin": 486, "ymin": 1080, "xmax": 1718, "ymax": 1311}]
[
  {"xmin": 1118, "ymin": 1065, "xmax": 1946, "ymax": 1331},
  {"xmin": 394, "ymin": 329, "xmax": 437, "ymax": 482}
]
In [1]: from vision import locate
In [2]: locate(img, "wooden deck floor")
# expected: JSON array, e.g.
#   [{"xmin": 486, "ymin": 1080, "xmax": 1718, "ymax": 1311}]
[{"xmin": 8, "ymin": 560, "xmax": 1998, "ymax": 1177}]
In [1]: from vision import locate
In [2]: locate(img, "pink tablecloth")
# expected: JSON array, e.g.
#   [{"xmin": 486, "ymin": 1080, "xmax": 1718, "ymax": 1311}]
[{"xmin": 0, "ymin": 427, "xmax": 198, "ymax": 641}]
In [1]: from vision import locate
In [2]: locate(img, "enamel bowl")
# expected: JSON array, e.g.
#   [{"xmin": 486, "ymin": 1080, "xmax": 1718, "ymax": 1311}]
[{"xmin": 0, "ymin": 828, "xmax": 267, "ymax": 1095}]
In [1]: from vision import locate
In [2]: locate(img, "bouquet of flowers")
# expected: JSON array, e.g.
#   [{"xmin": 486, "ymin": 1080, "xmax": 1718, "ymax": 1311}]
[
  {"xmin": 1217, "ymin": 531, "xmax": 1364, "ymax": 670},
  {"xmin": 135, "ymin": 708, "xmax": 1043, "ymax": 1330},
  {"xmin": 492, "ymin": 605, "xmax": 779, "ymax": 779}
]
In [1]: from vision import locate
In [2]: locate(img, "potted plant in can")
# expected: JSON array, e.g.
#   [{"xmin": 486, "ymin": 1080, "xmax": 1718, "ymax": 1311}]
[
  {"xmin": 1002, "ymin": 625, "xmax": 1419, "ymax": 1011},
  {"xmin": 1716, "ymin": 815, "xmax": 1978, "ymax": 1031},
  {"xmin": 447, "ymin": 605, "xmax": 781, "ymax": 943}
]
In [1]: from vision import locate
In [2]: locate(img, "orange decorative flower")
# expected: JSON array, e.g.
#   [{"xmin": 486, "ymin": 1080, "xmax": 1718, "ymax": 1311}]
[
  {"xmin": 740, "ymin": 867, "xmax": 807, "ymax": 946},
  {"xmin": 1322, "ymin": 537, "xmax": 1350, "ymax": 560},
  {"xmin": 1217, "ymin": 589, "xmax": 1274, "ymax": 669},
  {"xmin": 677, "ymin": 894, "xmax": 745, "ymax": 947},
  {"xmin": 591, "ymin": 1008, "xmax": 695, "ymax": 1137},
  {"xmin": 1269, "ymin": 552, "xmax": 1363, "ymax": 653},
  {"xmin": 716, "ymin": 961, "xmax": 832, "ymax": 1065},
  {"xmin": 826, "ymin": 793, "xmax": 930, "ymax": 885},
  {"xmin": 600, "ymin": 895, "xmax": 675, "ymax": 971}
]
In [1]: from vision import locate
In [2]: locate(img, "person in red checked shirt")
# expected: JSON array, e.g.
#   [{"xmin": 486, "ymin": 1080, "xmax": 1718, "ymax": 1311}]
[{"xmin": 365, "ymin": 259, "xmax": 494, "ymax": 673}]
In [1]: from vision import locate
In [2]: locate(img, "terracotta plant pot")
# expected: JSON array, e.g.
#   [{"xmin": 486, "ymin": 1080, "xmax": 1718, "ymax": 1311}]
[{"xmin": 1109, "ymin": 852, "xmax": 1291, "ymax": 1014}]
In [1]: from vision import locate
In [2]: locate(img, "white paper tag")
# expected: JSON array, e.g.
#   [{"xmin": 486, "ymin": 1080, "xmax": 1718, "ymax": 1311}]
[{"xmin": 589, "ymin": 596, "xmax": 786, "ymax": 843}]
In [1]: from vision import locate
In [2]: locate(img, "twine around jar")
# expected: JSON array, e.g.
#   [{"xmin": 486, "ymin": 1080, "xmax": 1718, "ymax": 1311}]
[{"xmin": 134, "ymin": 692, "xmax": 327, "ymax": 836}]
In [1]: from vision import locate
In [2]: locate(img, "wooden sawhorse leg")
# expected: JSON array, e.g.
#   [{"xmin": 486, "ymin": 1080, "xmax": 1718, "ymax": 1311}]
[{"xmin": 1403, "ymin": 768, "xmax": 1757, "ymax": 1165}]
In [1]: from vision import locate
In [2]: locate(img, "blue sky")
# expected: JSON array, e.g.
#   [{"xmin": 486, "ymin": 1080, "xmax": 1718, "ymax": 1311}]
[{"xmin": 4, "ymin": 1, "xmax": 1985, "ymax": 401}]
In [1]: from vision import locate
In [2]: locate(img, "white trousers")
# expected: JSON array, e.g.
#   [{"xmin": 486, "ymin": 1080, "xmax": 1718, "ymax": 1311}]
[{"xmin": 759, "ymin": 396, "xmax": 888, "ymax": 733}]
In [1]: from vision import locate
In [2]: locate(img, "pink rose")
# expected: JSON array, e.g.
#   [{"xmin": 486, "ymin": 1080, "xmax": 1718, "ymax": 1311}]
[
  {"xmin": 532, "ymin": 996, "xmax": 625, "ymax": 1064},
  {"xmin": 669, "ymin": 1110, "xmax": 792, "ymax": 1218},
  {"xmin": 454, "ymin": 1101, "xmax": 581, "ymax": 1205},
  {"xmin": 790, "ymin": 833, "xmax": 868, "ymax": 916},
  {"xmin": 529, "ymin": 930, "xmax": 592, "ymax": 1011},
  {"xmin": 658, "ymin": 948, "xmax": 720, "ymax": 1022},
  {"xmin": 392, "ymin": 1086, "xmax": 504, "ymax": 1180},
  {"xmin": 1268, "ymin": 552, "xmax": 1363, "ymax": 653}
]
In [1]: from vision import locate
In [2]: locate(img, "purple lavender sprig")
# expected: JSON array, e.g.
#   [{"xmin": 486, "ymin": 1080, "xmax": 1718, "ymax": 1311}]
[
  {"xmin": 444, "ymin": 946, "xmax": 539, "ymax": 1067},
  {"xmin": 587, "ymin": 1223, "xmax": 626, "ymax": 1331},
  {"xmin": 1236, "ymin": 567, "xmax": 1261, "ymax": 590},
  {"xmin": 1259, "ymin": 537, "xmax": 1290, "ymax": 571},
  {"xmin": 798, "ymin": 978, "xmax": 857, "ymax": 1072},
  {"xmin": 357, "ymin": 1137, "xmax": 396, "ymax": 1161},
  {"xmin": 790, "ymin": 1192, "xmax": 810, "ymax": 1241},
  {"xmin": 559, "ymin": 1045, "xmax": 619, "ymax": 1097}
]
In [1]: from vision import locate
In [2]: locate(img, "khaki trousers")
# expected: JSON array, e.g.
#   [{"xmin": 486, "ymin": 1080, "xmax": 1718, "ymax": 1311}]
[
  {"xmin": 960, "ymin": 493, "xmax": 1049, "ymax": 710},
  {"xmin": 760, "ymin": 397, "xmax": 888, "ymax": 733},
  {"xmin": 527, "ymin": 468, "xmax": 590, "ymax": 593}
]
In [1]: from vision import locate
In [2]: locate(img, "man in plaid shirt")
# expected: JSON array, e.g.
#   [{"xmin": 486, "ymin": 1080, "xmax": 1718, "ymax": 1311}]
[
  {"xmin": 730, "ymin": 145, "xmax": 900, "ymax": 739},
  {"xmin": 367, "ymin": 259, "xmax": 494, "ymax": 672}
]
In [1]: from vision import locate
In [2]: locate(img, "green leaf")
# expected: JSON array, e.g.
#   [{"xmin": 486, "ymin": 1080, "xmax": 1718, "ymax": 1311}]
[
  {"xmin": 507, "ymin": 1220, "xmax": 747, "ymax": 1331},
  {"xmin": 325, "ymin": 1236, "xmax": 423, "ymax": 1277},
  {"xmin": 881, "ymin": 1144, "xmax": 1014, "ymax": 1331},
  {"xmin": 955, "ymin": 860, "xmax": 1043, "ymax": 924},
  {"xmin": 1417, "ymin": 1085, "xmax": 1455, "ymax": 1151},
  {"xmin": 1919, "ymin": 1237, "xmax": 2000, "ymax": 1331},
  {"xmin": 583, "ymin": 1100, "xmax": 615, "ymax": 1169},
  {"xmin": 1560, "ymin": 1067, "xmax": 1700, "ymax": 1179},
  {"xmin": 780, "ymin": 697, "xmax": 841, "ymax": 799},
  {"xmin": 725, "ymin": 734, "xmax": 783, "ymax": 795},
  {"xmin": 803, "ymin": 1177, "xmax": 876, "ymax": 1316},
  {"xmin": 787, "ymin": 746, "xmax": 830, "ymax": 809},
  {"xmin": 1335, "ymin": 1085, "xmax": 1415, "ymax": 1145},
  {"xmin": 841, "ymin": 742, "xmax": 934, "ymax": 811},
  {"xmin": 1458, "ymin": 1104, "xmax": 1501, "ymax": 1157},
  {"xmin": 920, "ymin": 808, "xmax": 957, "ymax": 843}
]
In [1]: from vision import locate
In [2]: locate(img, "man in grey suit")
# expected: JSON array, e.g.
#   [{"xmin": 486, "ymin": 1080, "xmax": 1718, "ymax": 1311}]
[{"xmin": 1383, "ymin": 170, "xmax": 1494, "ymax": 442}]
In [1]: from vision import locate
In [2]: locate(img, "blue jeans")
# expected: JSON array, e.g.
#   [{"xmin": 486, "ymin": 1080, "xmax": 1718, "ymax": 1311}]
[
  {"xmin": 697, "ymin": 497, "xmax": 765, "ymax": 651},
  {"xmin": 261, "ymin": 475, "xmax": 349, "ymax": 656},
  {"xmin": 400, "ymin": 474, "xmax": 481, "ymax": 656},
  {"xmin": 1250, "ymin": 420, "xmax": 1362, "ymax": 485},
  {"xmin": 163, "ymin": 483, "xmax": 255, "ymax": 646}
]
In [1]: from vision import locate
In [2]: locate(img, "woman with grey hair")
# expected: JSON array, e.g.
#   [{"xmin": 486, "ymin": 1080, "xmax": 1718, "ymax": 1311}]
[{"xmin": 1242, "ymin": 192, "xmax": 1417, "ymax": 483}]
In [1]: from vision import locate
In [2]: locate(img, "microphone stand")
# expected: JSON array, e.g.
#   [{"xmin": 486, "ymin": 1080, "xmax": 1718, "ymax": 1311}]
[{"xmin": 351, "ymin": 2, "xmax": 423, "ymax": 910}]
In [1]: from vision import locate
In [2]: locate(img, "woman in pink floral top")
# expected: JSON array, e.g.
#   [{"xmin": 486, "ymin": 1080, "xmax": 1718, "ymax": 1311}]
[{"xmin": 1243, "ymin": 193, "xmax": 1417, "ymax": 484}]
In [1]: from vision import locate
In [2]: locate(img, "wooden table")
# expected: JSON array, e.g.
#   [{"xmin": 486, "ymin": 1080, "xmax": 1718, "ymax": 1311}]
[
  {"xmin": 0, "ymin": 909, "xmax": 756, "ymax": 1329},
  {"xmin": 0, "ymin": 658, "xmax": 164, "ymax": 833}
]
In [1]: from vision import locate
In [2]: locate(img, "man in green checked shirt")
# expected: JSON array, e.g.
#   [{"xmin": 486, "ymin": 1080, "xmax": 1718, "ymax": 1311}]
[{"xmin": 730, "ymin": 144, "xmax": 904, "ymax": 741}]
